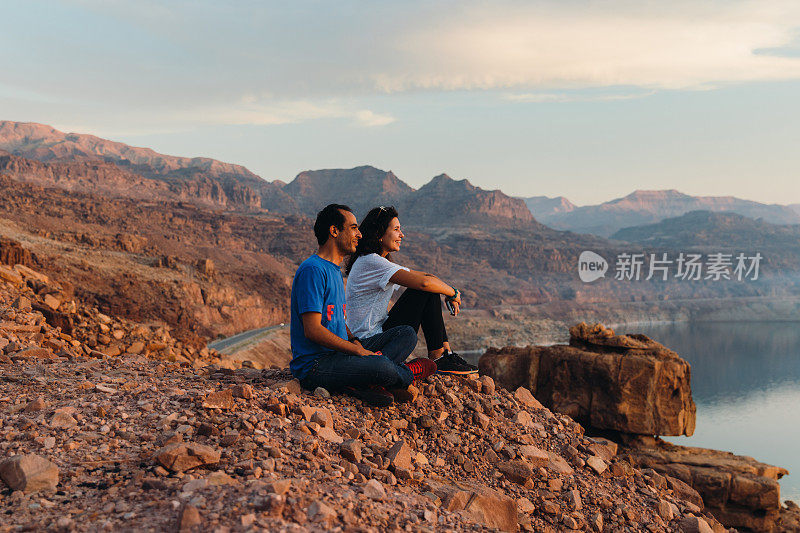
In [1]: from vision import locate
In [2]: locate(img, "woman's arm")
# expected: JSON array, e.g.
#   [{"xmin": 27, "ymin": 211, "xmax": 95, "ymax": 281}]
[{"xmin": 389, "ymin": 269, "xmax": 457, "ymax": 298}]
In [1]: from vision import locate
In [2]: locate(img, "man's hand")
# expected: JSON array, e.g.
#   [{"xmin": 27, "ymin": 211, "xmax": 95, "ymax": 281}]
[{"xmin": 354, "ymin": 344, "xmax": 378, "ymax": 357}]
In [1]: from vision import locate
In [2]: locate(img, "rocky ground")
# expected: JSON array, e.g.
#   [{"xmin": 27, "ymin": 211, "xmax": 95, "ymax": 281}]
[{"xmin": 0, "ymin": 266, "xmax": 730, "ymax": 532}]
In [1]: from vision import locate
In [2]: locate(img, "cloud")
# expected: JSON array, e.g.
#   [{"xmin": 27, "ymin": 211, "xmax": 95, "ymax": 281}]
[
  {"xmin": 7, "ymin": 0, "xmax": 800, "ymax": 135},
  {"xmin": 504, "ymin": 90, "xmax": 657, "ymax": 103},
  {"xmin": 25, "ymin": 97, "xmax": 396, "ymax": 138},
  {"xmin": 45, "ymin": 0, "xmax": 800, "ymax": 99},
  {"xmin": 374, "ymin": 1, "xmax": 800, "ymax": 92},
  {"xmin": 353, "ymin": 110, "xmax": 395, "ymax": 127}
]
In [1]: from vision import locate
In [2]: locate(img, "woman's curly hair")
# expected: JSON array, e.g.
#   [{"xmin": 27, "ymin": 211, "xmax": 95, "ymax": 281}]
[{"xmin": 345, "ymin": 205, "xmax": 399, "ymax": 275}]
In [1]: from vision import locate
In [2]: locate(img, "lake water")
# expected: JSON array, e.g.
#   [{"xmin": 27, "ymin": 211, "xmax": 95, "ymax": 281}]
[{"xmin": 632, "ymin": 321, "xmax": 800, "ymax": 504}]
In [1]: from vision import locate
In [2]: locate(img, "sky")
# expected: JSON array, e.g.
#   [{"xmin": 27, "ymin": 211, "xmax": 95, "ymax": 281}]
[{"xmin": 3, "ymin": 0, "xmax": 800, "ymax": 205}]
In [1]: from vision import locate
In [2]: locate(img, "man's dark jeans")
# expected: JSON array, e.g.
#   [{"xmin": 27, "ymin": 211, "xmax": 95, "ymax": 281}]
[{"xmin": 299, "ymin": 325, "xmax": 417, "ymax": 392}]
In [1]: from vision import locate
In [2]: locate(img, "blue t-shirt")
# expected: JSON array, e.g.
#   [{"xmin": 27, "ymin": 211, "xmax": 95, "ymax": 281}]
[{"xmin": 289, "ymin": 254, "xmax": 347, "ymax": 379}]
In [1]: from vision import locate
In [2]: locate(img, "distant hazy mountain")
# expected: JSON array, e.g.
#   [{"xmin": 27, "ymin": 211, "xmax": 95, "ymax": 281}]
[
  {"xmin": 522, "ymin": 196, "xmax": 576, "ymax": 218},
  {"xmin": 0, "ymin": 121, "xmax": 260, "ymax": 182},
  {"xmin": 541, "ymin": 190, "xmax": 800, "ymax": 237},
  {"xmin": 280, "ymin": 166, "xmax": 414, "ymax": 219},
  {"xmin": 0, "ymin": 120, "xmax": 268, "ymax": 210},
  {"xmin": 612, "ymin": 210, "xmax": 800, "ymax": 251},
  {"xmin": 400, "ymin": 174, "xmax": 535, "ymax": 228}
]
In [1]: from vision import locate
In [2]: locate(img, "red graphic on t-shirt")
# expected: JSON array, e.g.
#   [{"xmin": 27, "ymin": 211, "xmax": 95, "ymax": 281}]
[
  {"xmin": 326, "ymin": 304, "xmax": 335, "ymax": 321},
  {"xmin": 343, "ymin": 304, "xmax": 347, "ymax": 320}
]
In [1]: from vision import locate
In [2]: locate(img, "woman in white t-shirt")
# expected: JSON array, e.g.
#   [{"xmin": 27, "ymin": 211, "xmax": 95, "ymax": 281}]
[{"xmin": 344, "ymin": 206, "xmax": 478, "ymax": 375}]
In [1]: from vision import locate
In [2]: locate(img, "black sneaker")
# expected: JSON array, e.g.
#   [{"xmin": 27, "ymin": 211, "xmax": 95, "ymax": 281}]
[
  {"xmin": 344, "ymin": 386, "xmax": 394, "ymax": 407},
  {"xmin": 434, "ymin": 351, "xmax": 478, "ymax": 375}
]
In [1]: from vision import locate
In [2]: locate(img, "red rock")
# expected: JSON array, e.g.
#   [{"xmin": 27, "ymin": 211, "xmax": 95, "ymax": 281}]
[
  {"xmin": 498, "ymin": 460, "xmax": 535, "ymax": 485},
  {"xmin": 155, "ymin": 442, "xmax": 220, "ymax": 473},
  {"xmin": 307, "ymin": 500, "xmax": 336, "ymax": 524},
  {"xmin": 656, "ymin": 499, "xmax": 674, "ymax": 521},
  {"xmin": 566, "ymin": 489, "xmax": 582, "ymax": 510},
  {"xmin": 232, "ymin": 384, "xmax": 253, "ymax": 399},
  {"xmin": 12, "ymin": 347, "xmax": 54, "ymax": 360},
  {"xmin": 0, "ymin": 265, "xmax": 23, "ymax": 285},
  {"xmin": 518, "ymin": 445, "xmax": 549, "ymax": 466},
  {"xmin": 437, "ymin": 481, "xmax": 518, "ymax": 532},
  {"xmin": 50, "ymin": 410, "xmax": 78, "ymax": 429},
  {"xmin": 43, "ymin": 293, "xmax": 61, "ymax": 310},
  {"xmin": 127, "ymin": 341, "xmax": 145, "ymax": 354},
  {"xmin": 340, "ymin": 439, "xmax": 362, "ymax": 463},
  {"xmin": 202, "ymin": 389, "xmax": 234, "ymax": 409},
  {"xmin": 273, "ymin": 379, "xmax": 302, "ymax": 394},
  {"xmin": 317, "ymin": 426, "xmax": 343, "ymax": 443},
  {"xmin": 546, "ymin": 451, "xmax": 574, "ymax": 475},
  {"xmin": 0, "ymin": 454, "xmax": 59, "ymax": 492},
  {"xmin": 265, "ymin": 403, "xmax": 287, "ymax": 416},
  {"xmin": 479, "ymin": 375, "xmax": 496, "ymax": 395},
  {"xmin": 386, "ymin": 439, "xmax": 413, "ymax": 471},
  {"xmin": 512, "ymin": 410, "xmax": 534, "ymax": 427},
  {"xmin": 23, "ymin": 397, "xmax": 48, "ymax": 413},
  {"xmin": 589, "ymin": 512, "xmax": 603, "ymax": 531},
  {"xmin": 678, "ymin": 515, "xmax": 714, "ymax": 533},
  {"xmin": 310, "ymin": 408, "xmax": 333, "ymax": 428},
  {"xmin": 514, "ymin": 387, "xmax": 542, "ymax": 409},
  {"xmin": 363, "ymin": 479, "xmax": 386, "ymax": 500},
  {"xmin": 177, "ymin": 504, "xmax": 202, "ymax": 531},
  {"xmin": 267, "ymin": 479, "xmax": 292, "ymax": 495},
  {"xmin": 587, "ymin": 438, "xmax": 617, "ymax": 462},
  {"xmin": 586, "ymin": 456, "xmax": 607, "ymax": 475}
]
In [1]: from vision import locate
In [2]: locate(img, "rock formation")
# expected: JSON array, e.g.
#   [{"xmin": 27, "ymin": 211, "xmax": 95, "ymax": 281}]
[
  {"xmin": 621, "ymin": 437, "xmax": 789, "ymax": 532},
  {"xmin": 479, "ymin": 322, "xmax": 799, "ymax": 532},
  {"xmin": 479, "ymin": 322, "xmax": 697, "ymax": 436}
]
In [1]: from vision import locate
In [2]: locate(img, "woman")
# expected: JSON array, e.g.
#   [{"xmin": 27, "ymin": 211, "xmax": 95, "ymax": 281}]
[{"xmin": 345, "ymin": 205, "xmax": 478, "ymax": 375}]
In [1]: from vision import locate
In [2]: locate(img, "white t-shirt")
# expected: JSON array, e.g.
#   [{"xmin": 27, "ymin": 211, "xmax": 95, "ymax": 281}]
[{"xmin": 345, "ymin": 253, "xmax": 409, "ymax": 338}]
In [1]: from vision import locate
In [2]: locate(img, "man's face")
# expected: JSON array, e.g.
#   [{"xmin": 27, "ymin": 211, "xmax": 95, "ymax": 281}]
[{"xmin": 333, "ymin": 209, "xmax": 361, "ymax": 254}]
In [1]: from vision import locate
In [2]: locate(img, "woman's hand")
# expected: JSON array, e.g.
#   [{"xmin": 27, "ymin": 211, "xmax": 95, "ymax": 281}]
[{"xmin": 450, "ymin": 300, "xmax": 460, "ymax": 316}]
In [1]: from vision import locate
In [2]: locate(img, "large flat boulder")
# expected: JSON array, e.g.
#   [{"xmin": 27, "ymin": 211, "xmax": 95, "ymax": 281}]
[
  {"xmin": 622, "ymin": 437, "xmax": 789, "ymax": 532},
  {"xmin": 479, "ymin": 322, "xmax": 696, "ymax": 436},
  {"xmin": 0, "ymin": 454, "xmax": 59, "ymax": 492},
  {"xmin": 423, "ymin": 477, "xmax": 518, "ymax": 532}
]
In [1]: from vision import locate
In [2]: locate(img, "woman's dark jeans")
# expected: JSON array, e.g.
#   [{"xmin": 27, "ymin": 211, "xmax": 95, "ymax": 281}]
[
  {"xmin": 382, "ymin": 288, "xmax": 448, "ymax": 351},
  {"xmin": 299, "ymin": 325, "xmax": 417, "ymax": 392}
]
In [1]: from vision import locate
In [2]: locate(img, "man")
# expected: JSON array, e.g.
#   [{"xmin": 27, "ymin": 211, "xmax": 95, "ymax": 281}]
[{"xmin": 290, "ymin": 204, "xmax": 436, "ymax": 406}]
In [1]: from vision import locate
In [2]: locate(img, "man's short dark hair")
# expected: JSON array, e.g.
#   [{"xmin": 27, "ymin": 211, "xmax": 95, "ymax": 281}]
[{"xmin": 314, "ymin": 204, "xmax": 353, "ymax": 246}]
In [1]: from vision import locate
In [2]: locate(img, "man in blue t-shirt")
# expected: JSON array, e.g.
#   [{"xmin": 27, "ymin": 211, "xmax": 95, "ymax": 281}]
[{"xmin": 289, "ymin": 204, "xmax": 435, "ymax": 407}]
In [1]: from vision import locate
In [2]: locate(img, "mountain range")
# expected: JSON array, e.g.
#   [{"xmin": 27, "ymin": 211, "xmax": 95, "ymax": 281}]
[
  {"xmin": 529, "ymin": 190, "xmax": 800, "ymax": 237},
  {"xmin": 613, "ymin": 209, "xmax": 800, "ymax": 249},
  {"xmin": 0, "ymin": 121, "xmax": 535, "ymax": 228},
  {"xmin": 3, "ymin": 121, "xmax": 799, "ymax": 238}
]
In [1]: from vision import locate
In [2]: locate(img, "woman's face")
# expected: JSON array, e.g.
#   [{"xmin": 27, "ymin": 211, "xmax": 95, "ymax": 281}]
[{"xmin": 380, "ymin": 217, "xmax": 404, "ymax": 253}]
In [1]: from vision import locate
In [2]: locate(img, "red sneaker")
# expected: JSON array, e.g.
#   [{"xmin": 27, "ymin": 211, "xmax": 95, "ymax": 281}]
[{"xmin": 406, "ymin": 357, "xmax": 437, "ymax": 381}]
